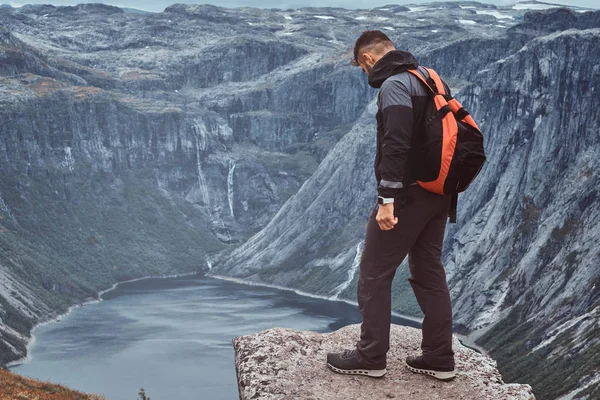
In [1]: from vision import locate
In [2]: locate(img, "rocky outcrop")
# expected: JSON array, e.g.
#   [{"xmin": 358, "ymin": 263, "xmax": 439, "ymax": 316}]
[{"xmin": 233, "ymin": 324, "xmax": 535, "ymax": 400}]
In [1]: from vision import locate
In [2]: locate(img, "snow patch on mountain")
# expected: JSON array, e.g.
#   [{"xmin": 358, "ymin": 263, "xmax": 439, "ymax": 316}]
[
  {"xmin": 475, "ymin": 10, "xmax": 515, "ymax": 19},
  {"xmin": 512, "ymin": 2, "xmax": 564, "ymax": 10}
]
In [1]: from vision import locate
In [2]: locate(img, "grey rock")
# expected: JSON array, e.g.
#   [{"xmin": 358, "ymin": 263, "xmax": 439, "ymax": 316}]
[{"xmin": 233, "ymin": 324, "xmax": 535, "ymax": 400}]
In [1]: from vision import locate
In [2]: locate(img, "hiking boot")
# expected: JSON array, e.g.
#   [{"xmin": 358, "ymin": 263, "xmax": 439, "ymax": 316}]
[
  {"xmin": 405, "ymin": 355, "xmax": 456, "ymax": 381},
  {"xmin": 326, "ymin": 349, "xmax": 387, "ymax": 378}
]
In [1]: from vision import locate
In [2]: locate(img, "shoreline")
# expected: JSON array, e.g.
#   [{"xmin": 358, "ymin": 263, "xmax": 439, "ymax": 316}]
[
  {"xmin": 454, "ymin": 332, "xmax": 489, "ymax": 357},
  {"xmin": 208, "ymin": 274, "xmax": 488, "ymax": 355},
  {"xmin": 6, "ymin": 269, "xmax": 488, "ymax": 368},
  {"xmin": 208, "ymin": 273, "xmax": 425, "ymax": 325},
  {"xmin": 6, "ymin": 269, "xmax": 204, "ymax": 369}
]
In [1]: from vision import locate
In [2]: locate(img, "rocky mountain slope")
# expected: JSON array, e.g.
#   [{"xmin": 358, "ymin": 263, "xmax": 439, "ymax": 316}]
[{"xmin": 0, "ymin": 1, "xmax": 598, "ymax": 399}]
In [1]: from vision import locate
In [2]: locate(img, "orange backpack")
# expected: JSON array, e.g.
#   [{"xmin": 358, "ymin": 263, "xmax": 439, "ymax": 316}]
[{"xmin": 408, "ymin": 67, "xmax": 486, "ymax": 222}]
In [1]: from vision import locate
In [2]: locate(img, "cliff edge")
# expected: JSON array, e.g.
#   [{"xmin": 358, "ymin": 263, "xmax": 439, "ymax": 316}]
[{"xmin": 233, "ymin": 324, "xmax": 535, "ymax": 400}]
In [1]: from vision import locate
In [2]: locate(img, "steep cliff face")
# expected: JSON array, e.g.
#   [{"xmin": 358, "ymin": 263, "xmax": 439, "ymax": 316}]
[
  {"xmin": 212, "ymin": 8, "xmax": 600, "ymax": 400},
  {"xmin": 443, "ymin": 27, "xmax": 600, "ymax": 400}
]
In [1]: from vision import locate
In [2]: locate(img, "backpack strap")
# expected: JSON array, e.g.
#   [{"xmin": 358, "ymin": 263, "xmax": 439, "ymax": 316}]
[
  {"xmin": 449, "ymin": 192, "xmax": 458, "ymax": 223},
  {"xmin": 409, "ymin": 67, "xmax": 453, "ymax": 100},
  {"xmin": 408, "ymin": 67, "xmax": 438, "ymax": 94},
  {"xmin": 423, "ymin": 67, "xmax": 448, "ymax": 96}
]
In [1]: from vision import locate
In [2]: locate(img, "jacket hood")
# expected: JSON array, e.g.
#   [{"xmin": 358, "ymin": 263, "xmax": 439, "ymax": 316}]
[{"xmin": 367, "ymin": 50, "xmax": 419, "ymax": 89}]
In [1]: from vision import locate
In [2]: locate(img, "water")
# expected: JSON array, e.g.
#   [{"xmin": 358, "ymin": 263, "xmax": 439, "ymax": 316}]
[{"xmin": 10, "ymin": 275, "xmax": 418, "ymax": 400}]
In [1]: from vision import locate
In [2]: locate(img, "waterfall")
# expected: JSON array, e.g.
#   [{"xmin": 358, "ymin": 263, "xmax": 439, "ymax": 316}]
[
  {"xmin": 227, "ymin": 159, "xmax": 236, "ymax": 218},
  {"xmin": 332, "ymin": 241, "xmax": 363, "ymax": 300},
  {"xmin": 194, "ymin": 134, "xmax": 210, "ymax": 207}
]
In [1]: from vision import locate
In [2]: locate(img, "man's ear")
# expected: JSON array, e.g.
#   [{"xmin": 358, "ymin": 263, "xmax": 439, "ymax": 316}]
[{"xmin": 361, "ymin": 52, "xmax": 374, "ymax": 65}]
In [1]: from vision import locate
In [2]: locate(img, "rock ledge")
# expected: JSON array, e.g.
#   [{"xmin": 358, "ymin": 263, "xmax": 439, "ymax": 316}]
[{"xmin": 233, "ymin": 324, "xmax": 535, "ymax": 400}]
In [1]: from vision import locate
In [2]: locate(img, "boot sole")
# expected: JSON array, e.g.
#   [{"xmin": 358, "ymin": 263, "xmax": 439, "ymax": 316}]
[
  {"xmin": 327, "ymin": 363, "xmax": 387, "ymax": 378},
  {"xmin": 405, "ymin": 364, "xmax": 456, "ymax": 381}
]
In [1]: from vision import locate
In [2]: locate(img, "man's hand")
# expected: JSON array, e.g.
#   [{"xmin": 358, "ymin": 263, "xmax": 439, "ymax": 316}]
[{"xmin": 376, "ymin": 203, "xmax": 397, "ymax": 231}]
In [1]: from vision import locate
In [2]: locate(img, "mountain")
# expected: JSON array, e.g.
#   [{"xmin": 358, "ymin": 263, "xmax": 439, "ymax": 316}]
[{"xmin": 0, "ymin": 2, "xmax": 598, "ymax": 399}]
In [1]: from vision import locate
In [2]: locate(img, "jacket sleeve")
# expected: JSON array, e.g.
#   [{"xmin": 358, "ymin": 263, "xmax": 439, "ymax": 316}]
[{"xmin": 377, "ymin": 78, "xmax": 414, "ymax": 198}]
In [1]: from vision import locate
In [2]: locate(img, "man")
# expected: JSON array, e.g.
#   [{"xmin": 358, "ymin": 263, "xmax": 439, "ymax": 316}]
[{"xmin": 326, "ymin": 30, "xmax": 456, "ymax": 381}]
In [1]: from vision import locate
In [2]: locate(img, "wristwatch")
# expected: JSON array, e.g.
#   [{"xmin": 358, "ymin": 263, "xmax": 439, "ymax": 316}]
[{"xmin": 377, "ymin": 196, "xmax": 394, "ymax": 205}]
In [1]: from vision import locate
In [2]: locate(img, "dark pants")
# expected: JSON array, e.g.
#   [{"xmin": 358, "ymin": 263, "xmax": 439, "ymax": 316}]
[{"xmin": 355, "ymin": 184, "xmax": 455, "ymax": 370}]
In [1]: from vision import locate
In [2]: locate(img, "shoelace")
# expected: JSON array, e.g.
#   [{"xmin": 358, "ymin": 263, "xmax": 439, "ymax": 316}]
[{"xmin": 342, "ymin": 349, "xmax": 356, "ymax": 359}]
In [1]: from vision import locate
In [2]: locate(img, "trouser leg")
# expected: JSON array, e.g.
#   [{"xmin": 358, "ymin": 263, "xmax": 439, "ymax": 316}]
[
  {"xmin": 408, "ymin": 196, "xmax": 454, "ymax": 369},
  {"xmin": 356, "ymin": 188, "xmax": 434, "ymax": 368}
]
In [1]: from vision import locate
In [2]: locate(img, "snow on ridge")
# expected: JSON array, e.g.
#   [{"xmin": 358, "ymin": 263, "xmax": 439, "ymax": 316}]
[
  {"xmin": 511, "ymin": 1, "xmax": 595, "ymax": 12},
  {"xmin": 283, "ymin": 15, "xmax": 292, "ymax": 20},
  {"xmin": 313, "ymin": 15, "xmax": 335, "ymax": 20},
  {"xmin": 407, "ymin": 6, "xmax": 431, "ymax": 12},
  {"xmin": 383, "ymin": 26, "xmax": 395, "ymax": 31},
  {"xmin": 512, "ymin": 1, "xmax": 563, "ymax": 10},
  {"xmin": 458, "ymin": 19, "xmax": 478, "ymax": 25},
  {"xmin": 475, "ymin": 9, "xmax": 515, "ymax": 19},
  {"xmin": 354, "ymin": 15, "xmax": 388, "ymax": 21}
]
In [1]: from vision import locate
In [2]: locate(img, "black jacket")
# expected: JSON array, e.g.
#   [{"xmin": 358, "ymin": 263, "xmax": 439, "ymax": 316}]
[{"xmin": 368, "ymin": 50, "xmax": 450, "ymax": 198}]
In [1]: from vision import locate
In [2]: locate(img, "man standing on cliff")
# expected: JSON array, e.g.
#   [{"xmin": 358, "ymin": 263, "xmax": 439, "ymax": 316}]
[{"xmin": 326, "ymin": 30, "xmax": 456, "ymax": 381}]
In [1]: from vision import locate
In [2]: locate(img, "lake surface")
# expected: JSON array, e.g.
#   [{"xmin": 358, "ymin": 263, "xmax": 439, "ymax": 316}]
[{"xmin": 11, "ymin": 274, "xmax": 417, "ymax": 400}]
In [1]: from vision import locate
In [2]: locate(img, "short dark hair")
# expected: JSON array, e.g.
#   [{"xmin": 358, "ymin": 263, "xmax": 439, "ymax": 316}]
[{"xmin": 351, "ymin": 30, "xmax": 393, "ymax": 67}]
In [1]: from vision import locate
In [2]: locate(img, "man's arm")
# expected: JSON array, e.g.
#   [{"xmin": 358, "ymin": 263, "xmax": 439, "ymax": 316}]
[{"xmin": 377, "ymin": 78, "xmax": 414, "ymax": 199}]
